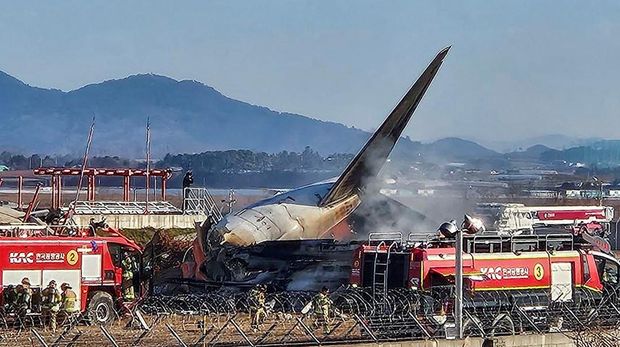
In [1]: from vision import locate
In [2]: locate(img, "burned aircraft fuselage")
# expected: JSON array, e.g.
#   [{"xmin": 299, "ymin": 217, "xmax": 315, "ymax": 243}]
[
  {"xmin": 191, "ymin": 190, "xmax": 432, "ymax": 290},
  {"xmin": 201, "ymin": 239, "xmax": 362, "ymax": 291},
  {"xmin": 207, "ymin": 181, "xmax": 360, "ymax": 248}
]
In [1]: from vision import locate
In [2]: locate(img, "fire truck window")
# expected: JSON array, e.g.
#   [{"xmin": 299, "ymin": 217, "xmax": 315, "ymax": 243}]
[
  {"xmin": 513, "ymin": 241, "xmax": 537, "ymax": 252},
  {"xmin": 430, "ymin": 273, "xmax": 451, "ymax": 286},
  {"xmin": 108, "ymin": 243, "xmax": 122, "ymax": 268},
  {"xmin": 603, "ymin": 261, "xmax": 619, "ymax": 285},
  {"xmin": 595, "ymin": 257, "xmax": 605, "ymax": 280},
  {"xmin": 474, "ymin": 243, "xmax": 491, "ymax": 253},
  {"xmin": 582, "ymin": 256, "xmax": 590, "ymax": 283}
]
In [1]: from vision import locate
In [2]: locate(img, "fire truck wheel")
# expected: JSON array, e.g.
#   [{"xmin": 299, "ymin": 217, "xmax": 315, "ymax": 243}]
[
  {"xmin": 490, "ymin": 313, "xmax": 515, "ymax": 336},
  {"xmin": 88, "ymin": 291, "xmax": 115, "ymax": 325}
]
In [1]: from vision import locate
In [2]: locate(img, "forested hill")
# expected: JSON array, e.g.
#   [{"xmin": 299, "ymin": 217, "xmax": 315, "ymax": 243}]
[{"xmin": 0, "ymin": 70, "xmax": 419, "ymax": 157}]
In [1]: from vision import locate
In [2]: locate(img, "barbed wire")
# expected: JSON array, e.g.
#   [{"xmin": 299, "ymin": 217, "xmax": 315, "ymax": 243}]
[{"xmin": 0, "ymin": 286, "xmax": 618, "ymax": 346}]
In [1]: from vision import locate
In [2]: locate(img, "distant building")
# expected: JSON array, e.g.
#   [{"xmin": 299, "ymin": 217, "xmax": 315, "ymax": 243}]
[
  {"xmin": 608, "ymin": 189, "xmax": 620, "ymax": 198},
  {"xmin": 518, "ymin": 169, "xmax": 558, "ymax": 175},
  {"xmin": 496, "ymin": 174, "xmax": 543, "ymax": 181},
  {"xmin": 526, "ymin": 190, "xmax": 558, "ymax": 198},
  {"xmin": 417, "ymin": 189, "xmax": 435, "ymax": 197}
]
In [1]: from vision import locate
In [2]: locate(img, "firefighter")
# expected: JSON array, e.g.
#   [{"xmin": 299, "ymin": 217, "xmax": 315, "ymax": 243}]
[
  {"xmin": 88, "ymin": 218, "xmax": 97, "ymax": 236},
  {"xmin": 248, "ymin": 284, "xmax": 266, "ymax": 330},
  {"xmin": 41, "ymin": 280, "xmax": 61, "ymax": 332},
  {"xmin": 58, "ymin": 283, "xmax": 79, "ymax": 325},
  {"xmin": 16, "ymin": 278, "xmax": 33, "ymax": 315},
  {"xmin": 121, "ymin": 251, "xmax": 137, "ymax": 301},
  {"xmin": 3, "ymin": 284, "xmax": 16, "ymax": 313},
  {"xmin": 312, "ymin": 287, "xmax": 331, "ymax": 334}
]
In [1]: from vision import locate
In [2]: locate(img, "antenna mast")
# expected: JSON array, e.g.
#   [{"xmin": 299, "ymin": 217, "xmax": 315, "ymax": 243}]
[
  {"xmin": 145, "ymin": 117, "xmax": 151, "ymax": 214},
  {"xmin": 62, "ymin": 117, "xmax": 95, "ymax": 229}
]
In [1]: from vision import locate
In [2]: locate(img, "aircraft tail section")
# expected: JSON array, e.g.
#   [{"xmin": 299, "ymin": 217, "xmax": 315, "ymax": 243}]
[{"xmin": 319, "ymin": 47, "xmax": 450, "ymax": 207}]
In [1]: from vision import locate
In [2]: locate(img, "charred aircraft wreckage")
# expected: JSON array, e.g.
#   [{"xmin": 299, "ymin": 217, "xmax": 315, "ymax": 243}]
[{"xmin": 181, "ymin": 47, "xmax": 451, "ymax": 291}]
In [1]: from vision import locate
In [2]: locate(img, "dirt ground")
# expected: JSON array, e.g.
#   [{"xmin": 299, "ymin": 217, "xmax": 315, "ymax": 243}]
[{"xmin": 0, "ymin": 313, "xmax": 365, "ymax": 346}]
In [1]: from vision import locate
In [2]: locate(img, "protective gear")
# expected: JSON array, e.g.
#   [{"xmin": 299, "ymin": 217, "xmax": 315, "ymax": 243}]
[
  {"xmin": 248, "ymin": 285, "xmax": 266, "ymax": 329},
  {"xmin": 61, "ymin": 284, "xmax": 79, "ymax": 313},
  {"xmin": 3, "ymin": 285, "xmax": 17, "ymax": 312},
  {"xmin": 42, "ymin": 281, "xmax": 62, "ymax": 332},
  {"xmin": 121, "ymin": 253, "xmax": 137, "ymax": 301},
  {"xmin": 15, "ymin": 283, "xmax": 32, "ymax": 315},
  {"xmin": 312, "ymin": 288, "xmax": 331, "ymax": 334}
]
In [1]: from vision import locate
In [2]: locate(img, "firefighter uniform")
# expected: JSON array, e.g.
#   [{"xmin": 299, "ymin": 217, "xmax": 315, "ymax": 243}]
[
  {"xmin": 16, "ymin": 278, "xmax": 33, "ymax": 316},
  {"xmin": 248, "ymin": 285, "xmax": 266, "ymax": 329},
  {"xmin": 58, "ymin": 283, "xmax": 79, "ymax": 327},
  {"xmin": 312, "ymin": 287, "xmax": 331, "ymax": 334},
  {"xmin": 121, "ymin": 253, "xmax": 137, "ymax": 301},
  {"xmin": 3, "ymin": 285, "xmax": 16, "ymax": 313},
  {"xmin": 60, "ymin": 283, "xmax": 78, "ymax": 313},
  {"xmin": 41, "ymin": 280, "xmax": 62, "ymax": 332}
]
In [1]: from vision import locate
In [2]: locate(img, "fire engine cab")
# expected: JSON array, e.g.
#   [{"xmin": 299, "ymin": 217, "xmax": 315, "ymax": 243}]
[{"xmin": 0, "ymin": 224, "xmax": 142, "ymax": 324}]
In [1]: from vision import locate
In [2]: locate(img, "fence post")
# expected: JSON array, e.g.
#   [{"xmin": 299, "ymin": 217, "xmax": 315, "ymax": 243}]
[
  {"xmin": 354, "ymin": 314, "xmax": 377, "ymax": 342},
  {"xmin": 166, "ymin": 323, "xmax": 189, "ymax": 347},
  {"xmin": 295, "ymin": 317, "xmax": 321, "ymax": 345},
  {"xmin": 230, "ymin": 318, "xmax": 255, "ymax": 346},
  {"xmin": 134, "ymin": 309, "xmax": 150, "ymax": 330},
  {"xmin": 100, "ymin": 325, "xmax": 120, "ymax": 347},
  {"xmin": 207, "ymin": 316, "xmax": 233, "ymax": 345},
  {"xmin": 31, "ymin": 328, "xmax": 49, "ymax": 347},
  {"xmin": 132, "ymin": 314, "xmax": 164, "ymax": 346}
]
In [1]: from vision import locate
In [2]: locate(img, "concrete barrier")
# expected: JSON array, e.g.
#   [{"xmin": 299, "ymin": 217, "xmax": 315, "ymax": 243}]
[
  {"xmin": 73, "ymin": 214, "xmax": 205, "ymax": 229},
  {"xmin": 352, "ymin": 333, "xmax": 575, "ymax": 347}
]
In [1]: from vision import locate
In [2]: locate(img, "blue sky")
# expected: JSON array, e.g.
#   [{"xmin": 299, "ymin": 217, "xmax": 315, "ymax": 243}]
[{"xmin": 1, "ymin": 1, "xmax": 619, "ymax": 149}]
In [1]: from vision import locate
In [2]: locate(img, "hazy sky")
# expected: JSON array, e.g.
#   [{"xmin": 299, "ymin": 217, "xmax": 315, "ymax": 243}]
[{"xmin": 1, "ymin": 1, "xmax": 619, "ymax": 149}]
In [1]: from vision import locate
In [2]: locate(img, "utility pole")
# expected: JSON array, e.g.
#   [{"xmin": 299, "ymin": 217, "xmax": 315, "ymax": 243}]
[
  {"xmin": 593, "ymin": 176, "xmax": 603, "ymax": 206},
  {"xmin": 455, "ymin": 228, "xmax": 463, "ymax": 339},
  {"xmin": 145, "ymin": 117, "xmax": 151, "ymax": 214},
  {"xmin": 62, "ymin": 118, "xmax": 94, "ymax": 231}
]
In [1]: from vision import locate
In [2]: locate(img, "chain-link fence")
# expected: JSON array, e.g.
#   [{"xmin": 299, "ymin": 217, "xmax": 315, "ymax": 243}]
[{"xmin": 1, "ymin": 286, "xmax": 620, "ymax": 346}]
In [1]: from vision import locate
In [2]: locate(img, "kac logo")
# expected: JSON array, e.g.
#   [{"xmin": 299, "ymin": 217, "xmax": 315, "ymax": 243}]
[
  {"xmin": 480, "ymin": 267, "xmax": 503, "ymax": 280},
  {"xmin": 9, "ymin": 252, "xmax": 34, "ymax": 264}
]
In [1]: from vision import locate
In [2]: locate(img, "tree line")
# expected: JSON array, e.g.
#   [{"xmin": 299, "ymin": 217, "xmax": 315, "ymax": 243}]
[
  {"xmin": 0, "ymin": 148, "xmax": 354, "ymax": 188},
  {"xmin": 0, "ymin": 147, "xmax": 352, "ymax": 172}
]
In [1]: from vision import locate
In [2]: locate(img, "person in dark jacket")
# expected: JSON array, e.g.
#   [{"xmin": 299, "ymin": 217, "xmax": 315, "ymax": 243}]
[{"xmin": 182, "ymin": 170, "xmax": 194, "ymax": 213}]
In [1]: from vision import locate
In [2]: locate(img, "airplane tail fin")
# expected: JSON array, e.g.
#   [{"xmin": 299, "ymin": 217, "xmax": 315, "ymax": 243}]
[{"xmin": 319, "ymin": 47, "xmax": 450, "ymax": 207}]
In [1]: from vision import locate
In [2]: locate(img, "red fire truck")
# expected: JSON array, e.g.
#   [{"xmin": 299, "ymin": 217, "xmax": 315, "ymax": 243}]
[
  {"xmin": 0, "ymin": 225, "xmax": 142, "ymax": 324},
  {"xmin": 350, "ymin": 229, "xmax": 620, "ymax": 332}
]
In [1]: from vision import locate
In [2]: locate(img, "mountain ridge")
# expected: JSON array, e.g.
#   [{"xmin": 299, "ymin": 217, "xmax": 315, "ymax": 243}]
[{"xmin": 0, "ymin": 70, "xmax": 498, "ymax": 160}]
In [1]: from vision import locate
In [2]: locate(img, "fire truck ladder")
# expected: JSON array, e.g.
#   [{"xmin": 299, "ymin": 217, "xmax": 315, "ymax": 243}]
[{"xmin": 369, "ymin": 232, "xmax": 402, "ymax": 308}]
